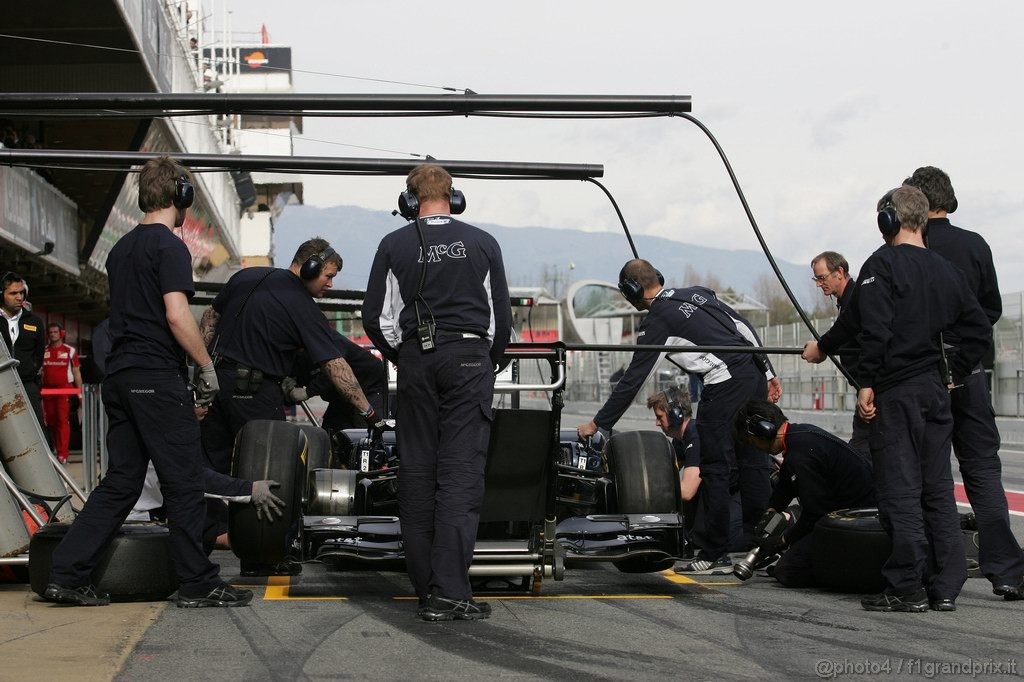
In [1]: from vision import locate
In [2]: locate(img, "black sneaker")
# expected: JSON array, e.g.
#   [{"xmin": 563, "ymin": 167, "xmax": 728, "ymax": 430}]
[
  {"xmin": 175, "ymin": 583, "xmax": 254, "ymax": 608},
  {"xmin": 993, "ymin": 583, "xmax": 1024, "ymax": 601},
  {"xmin": 930, "ymin": 598, "xmax": 956, "ymax": 612},
  {"xmin": 861, "ymin": 588, "xmax": 929, "ymax": 613},
  {"xmin": 41, "ymin": 583, "xmax": 110, "ymax": 606},
  {"xmin": 240, "ymin": 561, "xmax": 302, "ymax": 577},
  {"xmin": 418, "ymin": 595, "xmax": 491, "ymax": 622}
]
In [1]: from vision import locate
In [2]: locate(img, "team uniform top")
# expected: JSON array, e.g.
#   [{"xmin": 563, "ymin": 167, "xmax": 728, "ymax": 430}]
[
  {"xmin": 816, "ymin": 276, "xmax": 862, "ymax": 378},
  {"xmin": 211, "ymin": 267, "xmax": 341, "ymax": 379},
  {"xmin": 768, "ymin": 423, "xmax": 876, "ymax": 545},
  {"xmin": 1, "ymin": 308, "xmax": 44, "ymax": 382},
  {"xmin": 594, "ymin": 286, "xmax": 775, "ymax": 430},
  {"xmin": 855, "ymin": 244, "xmax": 991, "ymax": 393},
  {"xmin": 925, "ymin": 217, "xmax": 1001, "ymax": 366},
  {"xmin": 671, "ymin": 419, "xmax": 701, "ymax": 470},
  {"xmin": 362, "ymin": 215, "xmax": 512, "ymax": 367},
  {"xmin": 42, "ymin": 343, "xmax": 80, "ymax": 387},
  {"xmin": 105, "ymin": 224, "xmax": 195, "ymax": 375}
]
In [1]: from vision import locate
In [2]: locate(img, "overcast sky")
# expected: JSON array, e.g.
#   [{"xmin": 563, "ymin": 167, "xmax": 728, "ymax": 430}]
[{"xmin": 216, "ymin": 1, "xmax": 1024, "ymax": 294}]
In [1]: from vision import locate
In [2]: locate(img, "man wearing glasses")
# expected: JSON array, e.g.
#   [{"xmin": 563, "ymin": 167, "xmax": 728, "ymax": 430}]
[{"xmin": 802, "ymin": 251, "xmax": 868, "ymax": 456}]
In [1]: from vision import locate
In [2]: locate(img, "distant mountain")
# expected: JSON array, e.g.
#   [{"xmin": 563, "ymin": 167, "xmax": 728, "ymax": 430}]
[{"xmin": 272, "ymin": 204, "xmax": 816, "ymax": 307}]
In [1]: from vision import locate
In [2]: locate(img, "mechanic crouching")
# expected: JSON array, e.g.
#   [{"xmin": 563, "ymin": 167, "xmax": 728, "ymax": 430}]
[{"xmin": 733, "ymin": 399, "xmax": 875, "ymax": 587}]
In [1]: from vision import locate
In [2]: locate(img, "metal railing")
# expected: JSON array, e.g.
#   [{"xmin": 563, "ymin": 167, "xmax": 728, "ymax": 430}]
[{"xmin": 80, "ymin": 384, "xmax": 108, "ymax": 493}]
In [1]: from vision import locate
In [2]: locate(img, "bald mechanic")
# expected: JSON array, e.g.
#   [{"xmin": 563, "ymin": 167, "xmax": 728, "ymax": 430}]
[{"xmin": 578, "ymin": 259, "xmax": 781, "ymax": 575}]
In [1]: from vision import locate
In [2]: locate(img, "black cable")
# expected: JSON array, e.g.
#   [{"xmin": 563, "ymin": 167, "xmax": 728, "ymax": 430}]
[
  {"xmin": 584, "ymin": 178, "xmax": 637, "ymax": 259},
  {"xmin": 673, "ymin": 113, "xmax": 858, "ymax": 389}
]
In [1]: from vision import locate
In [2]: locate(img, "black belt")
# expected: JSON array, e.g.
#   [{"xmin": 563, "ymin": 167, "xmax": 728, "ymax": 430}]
[
  {"xmin": 435, "ymin": 331, "xmax": 485, "ymax": 344},
  {"xmin": 216, "ymin": 358, "xmax": 282, "ymax": 382}
]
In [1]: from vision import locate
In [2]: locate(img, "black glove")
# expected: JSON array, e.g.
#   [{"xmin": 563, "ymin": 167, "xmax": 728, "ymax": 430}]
[
  {"xmin": 251, "ymin": 480, "xmax": 286, "ymax": 522},
  {"xmin": 362, "ymin": 408, "xmax": 395, "ymax": 441}
]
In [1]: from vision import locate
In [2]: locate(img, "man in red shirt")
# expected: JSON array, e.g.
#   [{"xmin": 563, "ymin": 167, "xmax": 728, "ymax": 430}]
[{"xmin": 42, "ymin": 322, "xmax": 82, "ymax": 464}]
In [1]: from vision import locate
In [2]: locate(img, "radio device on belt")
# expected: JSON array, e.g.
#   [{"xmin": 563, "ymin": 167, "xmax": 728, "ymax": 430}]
[{"xmin": 412, "ymin": 217, "xmax": 436, "ymax": 352}]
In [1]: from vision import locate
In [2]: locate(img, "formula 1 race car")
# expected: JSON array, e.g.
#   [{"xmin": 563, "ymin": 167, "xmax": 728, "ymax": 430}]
[{"xmin": 228, "ymin": 343, "xmax": 682, "ymax": 592}]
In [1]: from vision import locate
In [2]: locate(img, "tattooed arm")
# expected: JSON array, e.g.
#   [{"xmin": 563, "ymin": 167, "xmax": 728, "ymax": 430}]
[
  {"xmin": 323, "ymin": 357, "xmax": 371, "ymax": 414},
  {"xmin": 200, "ymin": 306, "xmax": 221, "ymax": 348}
]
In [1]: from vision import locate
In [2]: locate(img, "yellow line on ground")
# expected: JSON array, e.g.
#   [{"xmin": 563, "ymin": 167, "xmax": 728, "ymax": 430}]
[
  {"xmin": 262, "ymin": 576, "xmax": 348, "ymax": 601},
  {"xmin": 658, "ymin": 569, "xmax": 741, "ymax": 587}
]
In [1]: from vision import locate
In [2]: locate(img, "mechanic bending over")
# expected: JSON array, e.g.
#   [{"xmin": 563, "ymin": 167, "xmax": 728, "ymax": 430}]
[
  {"xmin": 856, "ymin": 186, "xmax": 991, "ymax": 613},
  {"xmin": 800, "ymin": 251, "xmax": 868, "ymax": 457},
  {"xmin": 578, "ymin": 259, "xmax": 779, "ymax": 575},
  {"xmin": 363, "ymin": 163, "xmax": 512, "ymax": 622},
  {"xmin": 42, "ymin": 156, "xmax": 252, "ymax": 608},
  {"xmin": 199, "ymin": 237, "xmax": 384, "ymax": 576},
  {"xmin": 647, "ymin": 387, "xmax": 745, "ymax": 560},
  {"xmin": 734, "ymin": 399, "xmax": 875, "ymax": 587},
  {"xmin": 903, "ymin": 166, "xmax": 1023, "ymax": 601}
]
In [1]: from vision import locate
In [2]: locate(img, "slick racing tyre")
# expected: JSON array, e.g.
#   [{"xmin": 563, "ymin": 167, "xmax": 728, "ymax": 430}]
[
  {"xmin": 29, "ymin": 522, "xmax": 177, "ymax": 602},
  {"xmin": 297, "ymin": 424, "xmax": 332, "ymax": 472},
  {"xmin": 229, "ymin": 420, "xmax": 306, "ymax": 565},
  {"xmin": 811, "ymin": 508, "xmax": 889, "ymax": 593},
  {"xmin": 606, "ymin": 431, "xmax": 677, "ymax": 514},
  {"xmin": 606, "ymin": 431, "xmax": 678, "ymax": 573}
]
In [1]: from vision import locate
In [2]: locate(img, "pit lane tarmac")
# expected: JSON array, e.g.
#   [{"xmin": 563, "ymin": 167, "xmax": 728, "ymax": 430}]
[{"xmin": 104, "ymin": 553, "xmax": 1021, "ymax": 682}]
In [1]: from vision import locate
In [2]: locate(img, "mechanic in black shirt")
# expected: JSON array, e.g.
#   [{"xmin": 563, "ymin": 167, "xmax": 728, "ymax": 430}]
[
  {"xmin": 903, "ymin": 166, "xmax": 1024, "ymax": 601},
  {"xmin": 735, "ymin": 399, "xmax": 875, "ymax": 587},
  {"xmin": 578, "ymin": 259, "xmax": 781, "ymax": 575},
  {"xmin": 647, "ymin": 387, "xmax": 744, "ymax": 561},
  {"xmin": 1, "ymin": 272, "xmax": 46, "ymax": 429},
  {"xmin": 801, "ymin": 251, "xmax": 869, "ymax": 457},
  {"xmin": 199, "ymin": 238, "xmax": 380, "ymax": 574},
  {"xmin": 363, "ymin": 163, "xmax": 512, "ymax": 622},
  {"xmin": 856, "ymin": 185, "xmax": 991, "ymax": 613},
  {"xmin": 42, "ymin": 156, "xmax": 251, "ymax": 607}
]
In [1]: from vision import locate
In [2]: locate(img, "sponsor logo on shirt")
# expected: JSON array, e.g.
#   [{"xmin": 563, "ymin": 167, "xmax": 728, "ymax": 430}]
[
  {"xmin": 23, "ymin": 324, "xmax": 37, "ymax": 332},
  {"xmin": 861, "ymin": 276, "xmax": 875, "ymax": 285},
  {"xmin": 419, "ymin": 241, "xmax": 467, "ymax": 263}
]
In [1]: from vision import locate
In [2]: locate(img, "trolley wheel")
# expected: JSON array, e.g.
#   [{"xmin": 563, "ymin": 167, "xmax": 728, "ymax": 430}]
[
  {"xmin": 228, "ymin": 420, "xmax": 306, "ymax": 565},
  {"xmin": 29, "ymin": 522, "xmax": 177, "ymax": 602}
]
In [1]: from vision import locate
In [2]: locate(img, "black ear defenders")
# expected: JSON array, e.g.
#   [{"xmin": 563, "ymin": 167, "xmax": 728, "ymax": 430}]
[
  {"xmin": 397, "ymin": 186, "xmax": 467, "ymax": 220},
  {"xmin": 745, "ymin": 413, "xmax": 779, "ymax": 440},
  {"xmin": 173, "ymin": 174, "xmax": 195, "ymax": 210},
  {"xmin": 877, "ymin": 190, "xmax": 901, "ymax": 237},
  {"xmin": 300, "ymin": 246, "xmax": 339, "ymax": 281},
  {"xmin": 664, "ymin": 386, "xmax": 688, "ymax": 429},
  {"xmin": 618, "ymin": 269, "xmax": 665, "ymax": 301}
]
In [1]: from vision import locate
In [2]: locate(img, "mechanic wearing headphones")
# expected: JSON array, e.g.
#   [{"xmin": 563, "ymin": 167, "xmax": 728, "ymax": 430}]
[
  {"xmin": 578, "ymin": 259, "xmax": 781, "ymax": 575},
  {"xmin": 734, "ymin": 399, "xmax": 875, "ymax": 587},
  {"xmin": 1, "ymin": 272, "xmax": 46, "ymax": 430},
  {"xmin": 801, "ymin": 251, "xmax": 869, "ymax": 457},
  {"xmin": 363, "ymin": 163, "xmax": 511, "ymax": 622},
  {"xmin": 903, "ymin": 166, "xmax": 1024, "ymax": 602},
  {"xmin": 41, "ymin": 322, "xmax": 83, "ymax": 464},
  {"xmin": 199, "ymin": 237, "xmax": 381, "ymax": 575},
  {"xmin": 43, "ymin": 156, "xmax": 251, "ymax": 607},
  {"xmin": 647, "ymin": 387, "xmax": 743, "ymax": 560},
  {"xmin": 855, "ymin": 186, "xmax": 990, "ymax": 613}
]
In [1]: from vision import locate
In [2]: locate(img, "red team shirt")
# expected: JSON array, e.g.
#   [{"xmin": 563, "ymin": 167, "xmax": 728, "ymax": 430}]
[{"xmin": 42, "ymin": 342, "xmax": 79, "ymax": 388}]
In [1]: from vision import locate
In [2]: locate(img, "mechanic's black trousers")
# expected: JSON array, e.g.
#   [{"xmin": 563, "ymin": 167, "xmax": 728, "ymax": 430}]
[
  {"xmin": 950, "ymin": 370, "xmax": 1024, "ymax": 586},
  {"xmin": 870, "ymin": 374, "xmax": 966, "ymax": 599},
  {"xmin": 396, "ymin": 338, "xmax": 494, "ymax": 601},
  {"xmin": 695, "ymin": 367, "xmax": 771, "ymax": 561},
  {"xmin": 50, "ymin": 370, "xmax": 221, "ymax": 597}
]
